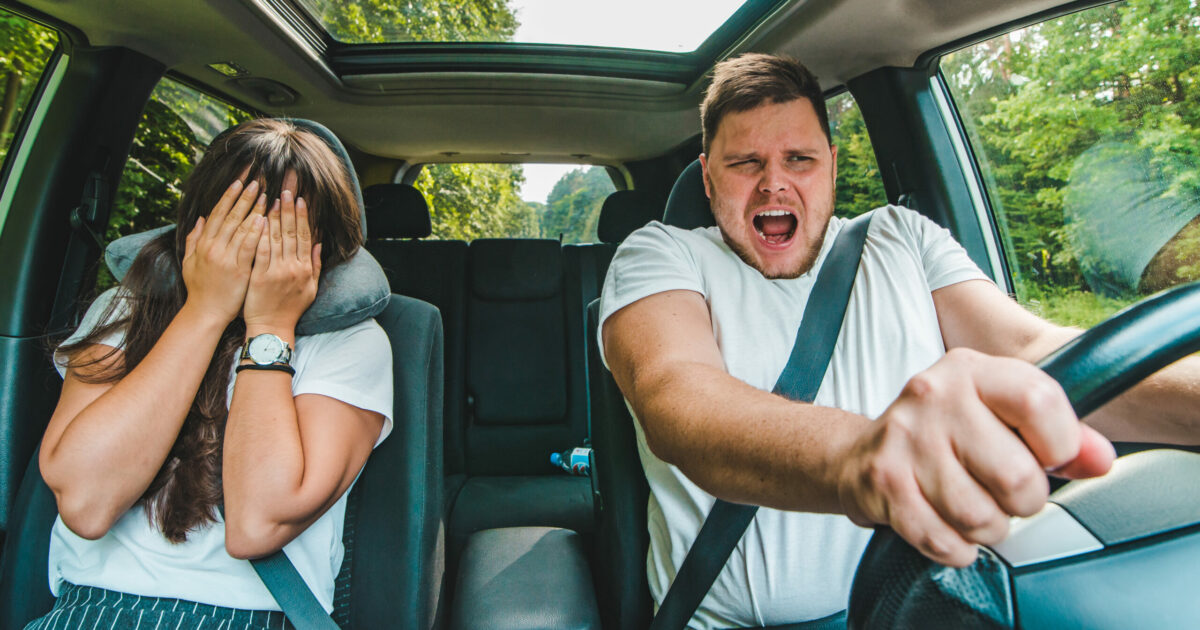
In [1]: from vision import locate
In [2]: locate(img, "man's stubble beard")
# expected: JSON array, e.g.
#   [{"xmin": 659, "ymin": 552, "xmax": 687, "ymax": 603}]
[{"xmin": 710, "ymin": 188, "xmax": 833, "ymax": 281}]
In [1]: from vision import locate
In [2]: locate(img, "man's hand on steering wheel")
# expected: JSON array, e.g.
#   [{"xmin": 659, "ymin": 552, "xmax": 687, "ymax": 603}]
[{"xmin": 836, "ymin": 347, "xmax": 1117, "ymax": 567}]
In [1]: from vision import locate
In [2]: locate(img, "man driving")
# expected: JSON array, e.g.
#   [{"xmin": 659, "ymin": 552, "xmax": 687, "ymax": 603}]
[{"xmin": 598, "ymin": 53, "xmax": 1200, "ymax": 628}]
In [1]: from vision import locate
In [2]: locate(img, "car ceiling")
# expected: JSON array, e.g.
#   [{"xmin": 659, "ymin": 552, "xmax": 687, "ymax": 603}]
[{"xmin": 12, "ymin": 0, "xmax": 1081, "ymax": 165}]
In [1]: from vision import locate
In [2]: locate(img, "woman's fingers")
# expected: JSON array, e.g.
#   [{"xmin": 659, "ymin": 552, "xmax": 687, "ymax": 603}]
[
  {"xmin": 252, "ymin": 221, "xmax": 271, "ymax": 275},
  {"xmin": 237, "ymin": 214, "xmax": 266, "ymax": 270},
  {"xmin": 280, "ymin": 189, "xmax": 297, "ymax": 261},
  {"xmin": 229, "ymin": 193, "xmax": 268, "ymax": 259},
  {"xmin": 268, "ymin": 198, "xmax": 283, "ymax": 262},
  {"xmin": 202, "ymin": 179, "xmax": 244, "ymax": 239},
  {"xmin": 296, "ymin": 196, "xmax": 312, "ymax": 264},
  {"xmin": 184, "ymin": 217, "xmax": 204, "ymax": 260},
  {"xmin": 311, "ymin": 242, "xmax": 322, "ymax": 281},
  {"xmin": 217, "ymin": 181, "xmax": 261, "ymax": 245}
]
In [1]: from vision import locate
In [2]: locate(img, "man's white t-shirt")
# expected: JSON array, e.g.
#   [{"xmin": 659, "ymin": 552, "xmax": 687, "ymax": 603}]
[
  {"xmin": 49, "ymin": 287, "xmax": 394, "ymax": 612},
  {"xmin": 598, "ymin": 205, "xmax": 989, "ymax": 628}
]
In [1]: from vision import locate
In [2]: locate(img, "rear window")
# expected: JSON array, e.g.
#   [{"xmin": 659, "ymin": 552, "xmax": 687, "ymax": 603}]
[{"xmin": 414, "ymin": 163, "xmax": 617, "ymax": 243}]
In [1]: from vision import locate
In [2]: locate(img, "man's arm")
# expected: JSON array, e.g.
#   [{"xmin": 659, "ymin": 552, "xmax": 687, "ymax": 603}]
[
  {"xmin": 604, "ymin": 288, "xmax": 1110, "ymax": 567},
  {"xmin": 603, "ymin": 289, "xmax": 866, "ymax": 513},
  {"xmin": 933, "ymin": 278, "xmax": 1200, "ymax": 444}
]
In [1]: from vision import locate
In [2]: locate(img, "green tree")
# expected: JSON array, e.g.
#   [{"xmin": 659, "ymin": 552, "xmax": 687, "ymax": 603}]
[
  {"xmin": 0, "ymin": 11, "xmax": 56, "ymax": 162},
  {"xmin": 416, "ymin": 163, "xmax": 539, "ymax": 239},
  {"xmin": 943, "ymin": 0, "xmax": 1200, "ymax": 302},
  {"xmin": 541, "ymin": 166, "xmax": 613, "ymax": 243},
  {"xmin": 313, "ymin": 0, "xmax": 517, "ymax": 44},
  {"xmin": 828, "ymin": 93, "xmax": 887, "ymax": 218}
]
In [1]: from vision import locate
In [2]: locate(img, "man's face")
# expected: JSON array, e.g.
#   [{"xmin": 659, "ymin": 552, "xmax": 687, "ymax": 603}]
[{"xmin": 700, "ymin": 98, "xmax": 838, "ymax": 279}]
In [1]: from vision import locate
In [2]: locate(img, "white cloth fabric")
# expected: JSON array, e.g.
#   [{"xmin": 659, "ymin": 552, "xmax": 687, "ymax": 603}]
[
  {"xmin": 49, "ymin": 287, "xmax": 394, "ymax": 612},
  {"xmin": 598, "ymin": 205, "xmax": 990, "ymax": 628}
]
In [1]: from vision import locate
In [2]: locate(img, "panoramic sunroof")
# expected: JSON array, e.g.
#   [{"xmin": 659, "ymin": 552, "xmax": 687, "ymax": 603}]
[{"xmin": 295, "ymin": 0, "xmax": 749, "ymax": 53}]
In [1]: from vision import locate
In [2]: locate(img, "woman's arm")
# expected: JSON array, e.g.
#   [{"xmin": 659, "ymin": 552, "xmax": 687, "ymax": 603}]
[
  {"xmin": 222, "ymin": 189, "xmax": 384, "ymax": 558},
  {"xmin": 41, "ymin": 179, "xmax": 267, "ymax": 539}
]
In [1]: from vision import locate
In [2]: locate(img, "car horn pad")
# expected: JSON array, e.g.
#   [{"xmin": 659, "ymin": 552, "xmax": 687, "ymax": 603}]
[{"xmin": 847, "ymin": 281, "xmax": 1200, "ymax": 630}]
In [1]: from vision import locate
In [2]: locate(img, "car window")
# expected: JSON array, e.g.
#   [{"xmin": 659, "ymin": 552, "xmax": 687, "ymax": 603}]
[
  {"xmin": 827, "ymin": 91, "xmax": 886, "ymax": 219},
  {"xmin": 97, "ymin": 78, "xmax": 251, "ymax": 289},
  {"xmin": 941, "ymin": 0, "xmax": 1200, "ymax": 327},
  {"xmin": 0, "ymin": 10, "xmax": 57, "ymax": 165},
  {"xmin": 414, "ymin": 163, "xmax": 617, "ymax": 242},
  {"xmin": 0, "ymin": 9, "xmax": 58, "ymax": 238}
]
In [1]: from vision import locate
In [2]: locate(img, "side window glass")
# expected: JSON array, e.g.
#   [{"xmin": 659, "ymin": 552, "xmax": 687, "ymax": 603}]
[
  {"xmin": 941, "ymin": 0, "xmax": 1200, "ymax": 327},
  {"xmin": 827, "ymin": 91, "xmax": 886, "ymax": 219},
  {"xmin": 414, "ymin": 163, "xmax": 616, "ymax": 242},
  {"xmin": 99, "ymin": 79, "xmax": 251, "ymax": 288},
  {"xmin": 0, "ymin": 10, "xmax": 57, "ymax": 167}
]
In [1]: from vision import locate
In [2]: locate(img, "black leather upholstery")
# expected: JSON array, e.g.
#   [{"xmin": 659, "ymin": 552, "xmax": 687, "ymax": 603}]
[
  {"xmin": 586, "ymin": 299, "xmax": 653, "ymax": 630},
  {"xmin": 662, "ymin": 159, "xmax": 715, "ymax": 229},
  {"xmin": 597, "ymin": 190, "xmax": 663, "ymax": 243},
  {"xmin": 364, "ymin": 183, "xmax": 433, "ymax": 239},
  {"xmin": 450, "ymin": 527, "xmax": 600, "ymax": 630}
]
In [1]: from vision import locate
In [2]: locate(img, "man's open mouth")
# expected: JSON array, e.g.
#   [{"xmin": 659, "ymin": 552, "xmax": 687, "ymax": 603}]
[{"xmin": 753, "ymin": 209, "xmax": 797, "ymax": 246}]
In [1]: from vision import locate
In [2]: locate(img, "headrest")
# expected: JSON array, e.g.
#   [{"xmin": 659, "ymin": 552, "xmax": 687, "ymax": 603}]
[
  {"xmin": 663, "ymin": 159, "xmax": 716, "ymax": 230},
  {"xmin": 597, "ymin": 190, "xmax": 662, "ymax": 243},
  {"xmin": 469, "ymin": 239, "xmax": 563, "ymax": 301},
  {"xmin": 363, "ymin": 184, "xmax": 432, "ymax": 239},
  {"xmin": 105, "ymin": 118, "xmax": 391, "ymax": 336}
]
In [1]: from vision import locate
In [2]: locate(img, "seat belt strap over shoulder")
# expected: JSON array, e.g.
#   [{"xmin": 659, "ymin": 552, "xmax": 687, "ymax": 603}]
[{"xmin": 649, "ymin": 211, "xmax": 875, "ymax": 630}]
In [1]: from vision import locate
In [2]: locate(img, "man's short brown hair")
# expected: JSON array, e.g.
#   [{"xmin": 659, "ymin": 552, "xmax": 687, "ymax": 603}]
[{"xmin": 700, "ymin": 53, "xmax": 831, "ymax": 154}]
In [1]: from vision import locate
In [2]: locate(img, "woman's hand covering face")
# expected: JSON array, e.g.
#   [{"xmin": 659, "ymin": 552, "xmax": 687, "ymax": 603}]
[
  {"xmin": 243, "ymin": 186, "xmax": 322, "ymax": 332},
  {"xmin": 181, "ymin": 179, "xmax": 268, "ymax": 324}
]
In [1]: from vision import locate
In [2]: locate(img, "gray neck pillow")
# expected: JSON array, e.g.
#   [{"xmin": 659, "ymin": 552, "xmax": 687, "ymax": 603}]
[{"xmin": 105, "ymin": 224, "xmax": 390, "ymax": 336}]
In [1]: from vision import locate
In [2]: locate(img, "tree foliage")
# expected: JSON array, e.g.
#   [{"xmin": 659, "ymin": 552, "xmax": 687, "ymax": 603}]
[
  {"xmin": 310, "ymin": 0, "xmax": 517, "ymax": 43},
  {"xmin": 943, "ymin": 0, "xmax": 1200, "ymax": 302},
  {"xmin": 0, "ymin": 11, "xmax": 56, "ymax": 162},
  {"xmin": 415, "ymin": 162, "xmax": 539, "ymax": 239},
  {"xmin": 828, "ymin": 92, "xmax": 887, "ymax": 218},
  {"xmin": 541, "ymin": 166, "xmax": 614, "ymax": 242}
]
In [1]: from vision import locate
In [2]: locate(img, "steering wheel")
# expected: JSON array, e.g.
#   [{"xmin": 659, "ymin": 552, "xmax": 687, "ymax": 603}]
[{"xmin": 847, "ymin": 281, "xmax": 1200, "ymax": 629}]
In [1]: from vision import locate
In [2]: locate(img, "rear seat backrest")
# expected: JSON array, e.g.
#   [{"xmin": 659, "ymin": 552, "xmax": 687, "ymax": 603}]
[
  {"xmin": 466, "ymin": 239, "xmax": 585, "ymax": 475},
  {"xmin": 364, "ymin": 183, "xmax": 470, "ymax": 476}
]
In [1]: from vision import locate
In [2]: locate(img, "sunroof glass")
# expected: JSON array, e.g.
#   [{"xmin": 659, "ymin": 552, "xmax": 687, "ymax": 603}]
[{"xmin": 296, "ymin": 0, "xmax": 749, "ymax": 52}]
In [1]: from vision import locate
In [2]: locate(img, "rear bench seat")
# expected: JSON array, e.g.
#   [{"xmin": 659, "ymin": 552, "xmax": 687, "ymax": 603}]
[{"xmin": 364, "ymin": 185, "xmax": 598, "ymax": 580}]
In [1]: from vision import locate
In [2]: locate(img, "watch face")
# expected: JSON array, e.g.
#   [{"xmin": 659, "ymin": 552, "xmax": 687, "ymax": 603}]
[{"xmin": 247, "ymin": 334, "xmax": 286, "ymax": 364}]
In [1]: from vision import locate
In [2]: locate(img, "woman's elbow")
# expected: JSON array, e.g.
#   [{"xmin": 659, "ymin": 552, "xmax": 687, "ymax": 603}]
[
  {"xmin": 224, "ymin": 516, "xmax": 290, "ymax": 559},
  {"xmin": 56, "ymin": 495, "xmax": 119, "ymax": 540}
]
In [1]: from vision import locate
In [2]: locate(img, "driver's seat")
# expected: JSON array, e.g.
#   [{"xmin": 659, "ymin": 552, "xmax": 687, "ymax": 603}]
[{"xmin": 587, "ymin": 159, "xmax": 711, "ymax": 630}]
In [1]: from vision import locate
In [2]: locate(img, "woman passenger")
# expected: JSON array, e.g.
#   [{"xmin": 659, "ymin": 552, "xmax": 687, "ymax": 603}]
[{"xmin": 28, "ymin": 118, "xmax": 392, "ymax": 629}]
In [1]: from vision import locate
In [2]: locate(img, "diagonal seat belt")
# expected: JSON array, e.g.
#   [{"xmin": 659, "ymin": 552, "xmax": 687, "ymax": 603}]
[{"xmin": 649, "ymin": 210, "xmax": 875, "ymax": 630}]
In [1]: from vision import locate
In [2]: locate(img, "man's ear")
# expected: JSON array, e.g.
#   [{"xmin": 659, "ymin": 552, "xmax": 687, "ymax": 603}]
[{"xmin": 699, "ymin": 154, "xmax": 713, "ymax": 199}]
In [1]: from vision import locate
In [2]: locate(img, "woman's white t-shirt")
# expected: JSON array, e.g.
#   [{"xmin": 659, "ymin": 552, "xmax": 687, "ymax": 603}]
[
  {"xmin": 49, "ymin": 288, "xmax": 394, "ymax": 612},
  {"xmin": 597, "ymin": 206, "xmax": 990, "ymax": 628}
]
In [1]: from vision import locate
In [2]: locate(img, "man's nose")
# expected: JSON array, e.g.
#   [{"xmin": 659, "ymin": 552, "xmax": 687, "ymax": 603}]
[{"xmin": 758, "ymin": 161, "xmax": 787, "ymax": 194}]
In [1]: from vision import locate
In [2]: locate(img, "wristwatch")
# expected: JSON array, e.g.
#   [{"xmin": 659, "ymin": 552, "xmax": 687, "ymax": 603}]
[{"xmin": 240, "ymin": 333, "xmax": 293, "ymax": 366}]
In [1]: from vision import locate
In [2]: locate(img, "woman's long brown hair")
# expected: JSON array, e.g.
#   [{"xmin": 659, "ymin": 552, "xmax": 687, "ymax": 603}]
[{"xmin": 58, "ymin": 119, "xmax": 363, "ymax": 542}]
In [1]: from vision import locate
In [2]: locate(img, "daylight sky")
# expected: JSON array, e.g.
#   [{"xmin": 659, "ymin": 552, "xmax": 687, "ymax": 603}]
[{"xmin": 511, "ymin": 0, "xmax": 742, "ymax": 203}]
